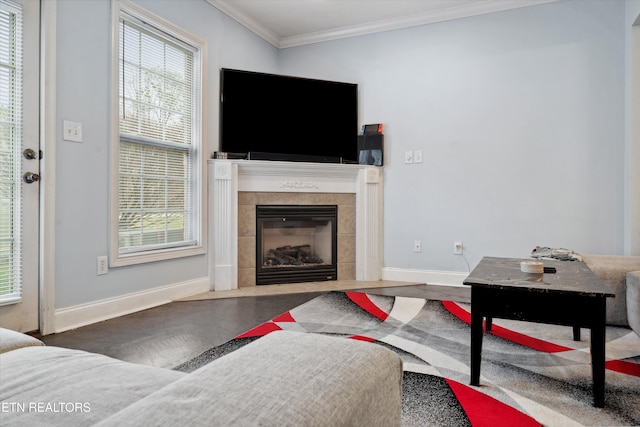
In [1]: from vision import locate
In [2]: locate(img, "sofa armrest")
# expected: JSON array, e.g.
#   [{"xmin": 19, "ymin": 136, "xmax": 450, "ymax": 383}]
[
  {"xmin": 96, "ymin": 331, "xmax": 404, "ymax": 427},
  {"xmin": 0, "ymin": 327, "xmax": 44, "ymax": 354},
  {"xmin": 0, "ymin": 346, "xmax": 185, "ymax": 426},
  {"xmin": 582, "ymin": 255, "xmax": 640, "ymax": 326},
  {"xmin": 627, "ymin": 271, "xmax": 640, "ymax": 336}
]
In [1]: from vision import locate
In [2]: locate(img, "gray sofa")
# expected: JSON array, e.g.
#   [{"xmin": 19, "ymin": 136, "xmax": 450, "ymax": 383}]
[
  {"xmin": 581, "ymin": 254, "xmax": 640, "ymax": 336},
  {"xmin": 0, "ymin": 328, "xmax": 403, "ymax": 426}
]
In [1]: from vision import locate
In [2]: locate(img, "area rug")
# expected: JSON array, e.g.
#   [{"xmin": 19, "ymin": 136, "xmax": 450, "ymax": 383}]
[{"xmin": 175, "ymin": 291, "xmax": 640, "ymax": 426}]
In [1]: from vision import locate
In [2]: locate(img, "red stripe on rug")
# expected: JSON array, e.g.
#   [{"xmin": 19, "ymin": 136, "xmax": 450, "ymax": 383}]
[
  {"xmin": 350, "ymin": 335, "xmax": 376, "ymax": 342},
  {"xmin": 606, "ymin": 359, "xmax": 640, "ymax": 377},
  {"xmin": 442, "ymin": 300, "xmax": 471, "ymax": 323},
  {"xmin": 446, "ymin": 378, "xmax": 542, "ymax": 427},
  {"xmin": 346, "ymin": 292, "xmax": 389, "ymax": 321},
  {"xmin": 236, "ymin": 321, "xmax": 282, "ymax": 338},
  {"xmin": 489, "ymin": 324, "xmax": 573, "ymax": 353},
  {"xmin": 442, "ymin": 301, "xmax": 573, "ymax": 353},
  {"xmin": 272, "ymin": 311, "xmax": 295, "ymax": 322}
]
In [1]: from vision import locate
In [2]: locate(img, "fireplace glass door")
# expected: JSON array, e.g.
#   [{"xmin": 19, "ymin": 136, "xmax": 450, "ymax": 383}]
[{"xmin": 256, "ymin": 205, "xmax": 337, "ymax": 285}]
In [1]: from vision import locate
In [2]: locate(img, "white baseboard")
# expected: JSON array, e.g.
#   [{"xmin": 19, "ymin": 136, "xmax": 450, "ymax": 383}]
[
  {"xmin": 54, "ymin": 277, "xmax": 210, "ymax": 333},
  {"xmin": 381, "ymin": 267, "xmax": 468, "ymax": 287}
]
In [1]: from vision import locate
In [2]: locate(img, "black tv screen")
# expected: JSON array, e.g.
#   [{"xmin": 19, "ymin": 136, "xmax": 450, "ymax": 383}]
[{"xmin": 220, "ymin": 69, "xmax": 358, "ymax": 163}]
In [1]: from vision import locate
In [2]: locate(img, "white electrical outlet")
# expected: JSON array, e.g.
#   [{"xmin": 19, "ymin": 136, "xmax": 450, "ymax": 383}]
[
  {"xmin": 453, "ymin": 241, "xmax": 463, "ymax": 255},
  {"xmin": 414, "ymin": 240, "xmax": 422, "ymax": 252},
  {"xmin": 97, "ymin": 256, "xmax": 108, "ymax": 275},
  {"xmin": 404, "ymin": 151, "xmax": 413, "ymax": 164}
]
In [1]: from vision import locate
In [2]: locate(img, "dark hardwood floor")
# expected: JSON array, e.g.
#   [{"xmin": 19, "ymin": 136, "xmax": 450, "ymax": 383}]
[{"xmin": 41, "ymin": 284, "xmax": 469, "ymax": 369}]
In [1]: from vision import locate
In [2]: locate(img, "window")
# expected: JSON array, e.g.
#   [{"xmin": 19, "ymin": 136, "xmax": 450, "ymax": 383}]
[
  {"xmin": 0, "ymin": 0, "xmax": 22, "ymax": 303},
  {"xmin": 111, "ymin": 1, "xmax": 206, "ymax": 266}
]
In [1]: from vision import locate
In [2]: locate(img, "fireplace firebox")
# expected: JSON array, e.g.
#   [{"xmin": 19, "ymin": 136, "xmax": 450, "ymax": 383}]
[{"xmin": 256, "ymin": 205, "xmax": 338, "ymax": 285}]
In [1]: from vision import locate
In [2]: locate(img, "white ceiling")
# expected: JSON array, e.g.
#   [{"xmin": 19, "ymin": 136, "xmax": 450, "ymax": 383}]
[{"xmin": 207, "ymin": 0, "xmax": 557, "ymax": 49}]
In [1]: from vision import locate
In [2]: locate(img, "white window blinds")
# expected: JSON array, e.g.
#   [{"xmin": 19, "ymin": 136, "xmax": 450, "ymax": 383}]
[
  {"xmin": 117, "ymin": 9, "xmax": 201, "ymax": 255},
  {"xmin": 0, "ymin": 0, "xmax": 22, "ymax": 304}
]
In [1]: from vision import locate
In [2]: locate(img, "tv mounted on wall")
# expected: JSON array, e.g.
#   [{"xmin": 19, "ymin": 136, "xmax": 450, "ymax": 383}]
[{"xmin": 219, "ymin": 68, "xmax": 358, "ymax": 163}]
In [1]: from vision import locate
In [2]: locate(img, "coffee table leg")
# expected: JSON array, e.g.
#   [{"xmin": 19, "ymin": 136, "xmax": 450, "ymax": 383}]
[
  {"xmin": 591, "ymin": 323, "xmax": 606, "ymax": 407},
  {"xmin": 470, "ymin": 307, "xmax": 483, "ymax": 386},
  {"xmin": 485, "ymin": 317, "xmax": 492, "ymax": 331},
  {"xmin": 573, "ymin": 326, "xmax": 581, "ymax": 341}
]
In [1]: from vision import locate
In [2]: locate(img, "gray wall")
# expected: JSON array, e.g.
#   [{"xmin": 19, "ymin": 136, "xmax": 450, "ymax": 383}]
[
  {"xmin": 54, "ymin": 0, "xmax": 278, "ymax": 308},
  {"xmin": 279, "ymin": 0, "xmax": 628, "ymax": 272},
  {"xmin": 626, "ymin": 0, "xmax": 640, "ymax": 256},
  {"xmin": 53, "ymin": 0, "xmax": 633, "ymax": 311}
]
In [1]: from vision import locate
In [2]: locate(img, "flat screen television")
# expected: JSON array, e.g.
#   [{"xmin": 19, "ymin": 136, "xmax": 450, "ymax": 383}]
[{"xmin": 219, "ymin": 68, "xmax": 358, "ymax": 163}]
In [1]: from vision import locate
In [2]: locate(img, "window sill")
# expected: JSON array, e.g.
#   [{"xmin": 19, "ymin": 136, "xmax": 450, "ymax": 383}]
[{"xmin": 110, "ymin": 245, "xmax": 205, "ymax": 268}]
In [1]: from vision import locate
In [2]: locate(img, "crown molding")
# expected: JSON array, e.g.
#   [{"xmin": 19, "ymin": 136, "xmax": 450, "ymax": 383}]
[
  {"xmin": 208, "ymin": 0, "xmax": 558, "ymax": 50},
  {"xmin": 280, "ymin": 0, "xmax": 558, "ymax": 49},
  {"xmin": 207, "ymin": 0, "xmax": 280, "ymax": 48}
]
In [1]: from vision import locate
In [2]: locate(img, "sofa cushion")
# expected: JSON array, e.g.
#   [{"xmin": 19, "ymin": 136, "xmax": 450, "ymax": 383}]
[
  {"xmin": 96, "ymin": 330, "xmax": 404, "ymax": 427},
  {"xmin": 0, "ymin": 346, "xmax": 185, "ymax": 426},
  {"xmin": 0, "ymin": 328, "xmax": 44, "ymax": 354},
  {"xmin": 627, "ymin": 271, "xmax": 640, "ymax": 336},
  {"xmin": 582, "ymin": 255, "xmax": 640, "ymax": 326}
]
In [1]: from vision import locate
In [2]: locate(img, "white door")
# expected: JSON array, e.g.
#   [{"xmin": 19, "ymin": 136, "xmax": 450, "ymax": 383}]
[{"xmin": 0, "ymin": 0, "xmax": 40, "ymax": 332}]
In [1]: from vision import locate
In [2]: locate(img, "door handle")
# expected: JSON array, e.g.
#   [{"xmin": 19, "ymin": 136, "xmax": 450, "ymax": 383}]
[
  {"xmin": 23, "ymin": 172, "xmax": 40, "ymax": 184},
  {"xmin": 23, "ymin": 148, "xmax": 38, "ymax": 160}
]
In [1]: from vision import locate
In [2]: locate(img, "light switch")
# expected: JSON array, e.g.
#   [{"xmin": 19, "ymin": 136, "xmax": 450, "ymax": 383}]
[
  {"xmin": 414, "ymin": 150, "xmax": 423, "ymax": 163},
  {"xmin": 63, "ymin": 120, "xmax": 83, "ymax": 143},
  {"xmin": 404, "ymin": 151, "xmax": 413, "ymax": 164}
]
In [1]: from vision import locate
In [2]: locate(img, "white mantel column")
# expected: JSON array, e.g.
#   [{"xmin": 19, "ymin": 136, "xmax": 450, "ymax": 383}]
[
  {"xmin": 356, "ymin": 167, "xmax": 383, "ymax": 281},
  {"xmin": 210, "ymin": 161, "xmax": 238, "ymax": 291}
]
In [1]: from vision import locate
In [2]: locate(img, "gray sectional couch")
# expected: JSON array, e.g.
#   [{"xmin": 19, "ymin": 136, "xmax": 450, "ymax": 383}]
[
  {"xmin": 0, "ymin": 328, "xmax": 403, "ymax": 426},
  {"xmin": 581, "ymin": 254, "xmax": 640, "ymax": 336}
]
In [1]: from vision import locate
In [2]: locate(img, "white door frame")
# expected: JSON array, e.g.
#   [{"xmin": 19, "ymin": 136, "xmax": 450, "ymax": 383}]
[
  {"xmin": 39, "ymin": 0, "xmax": 56, "ymax": 335},
  {"xmin": 0, "ymin": 0, "xmax": 43, "ymax": 332}
]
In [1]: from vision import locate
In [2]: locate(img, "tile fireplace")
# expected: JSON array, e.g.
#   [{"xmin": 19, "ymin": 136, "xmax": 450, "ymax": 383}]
[{"xmin": 209, "ymin": 160, "xmax": 383, "ymax": 291}]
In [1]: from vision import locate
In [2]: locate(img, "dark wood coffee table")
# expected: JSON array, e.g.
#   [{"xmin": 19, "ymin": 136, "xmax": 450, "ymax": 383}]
[{"xmin": 463, "ymin": 256, "xmax": 615, "ymax": 407}]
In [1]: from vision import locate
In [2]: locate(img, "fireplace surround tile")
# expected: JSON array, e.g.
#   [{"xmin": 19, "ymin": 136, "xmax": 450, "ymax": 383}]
[
  {"xmin": 238, "ymin": 268, "xmax": 255, "ymax": 288},
  {"xmin": 237, "ymin": 205, "xmax": 256, "ymax": 237},
  {"xmin": 238, "ymin": 191, "xmax": 259, "ymax": 205},
  {"xmin": 338, "ymin": 204, "xmax": 357, "ymax": 236},
  {"xmin": 338, "ymin": 233, "xmax": 356, "ymax": 264},
  {"xmin": 338, "ymin": 263, "xmax": 356, "ymax": 281},
  {"xmin": 238, "ymin": 236, "xmax": 255, "ymax": 268}
]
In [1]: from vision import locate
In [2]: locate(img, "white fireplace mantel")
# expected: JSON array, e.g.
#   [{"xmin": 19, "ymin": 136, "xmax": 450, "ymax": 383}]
[{"xmin": 208, "ymin": 159, "xmax": 384, "ymax": 291}]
